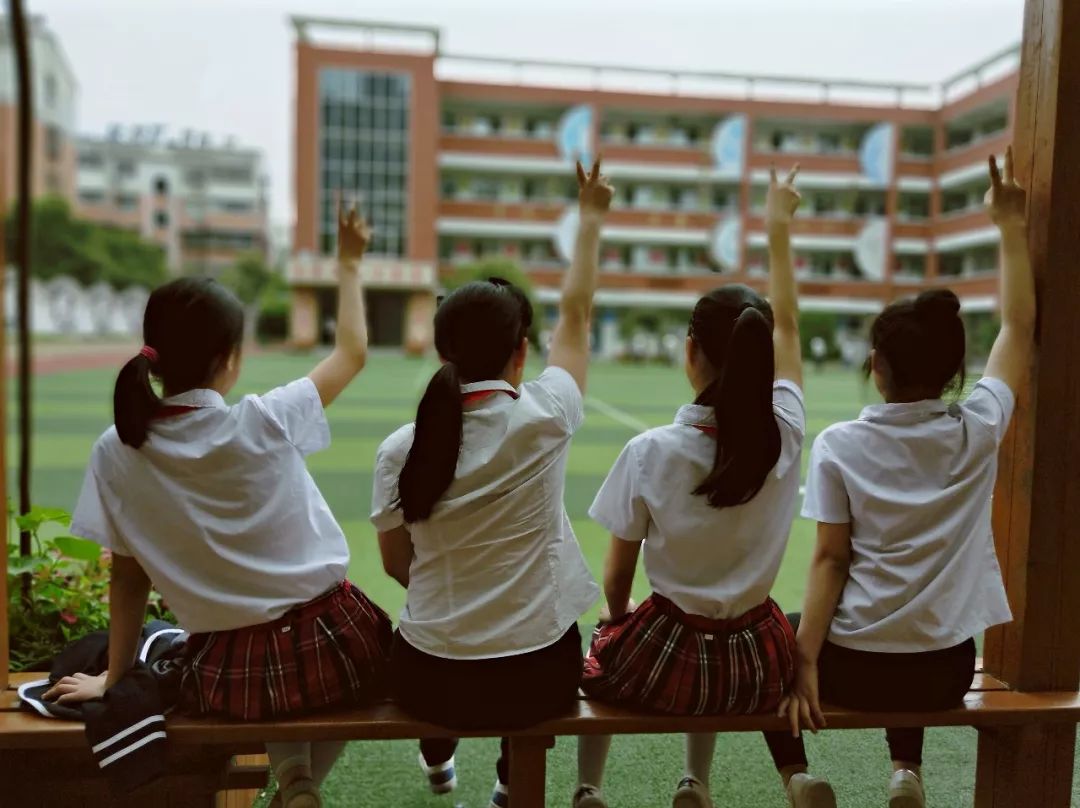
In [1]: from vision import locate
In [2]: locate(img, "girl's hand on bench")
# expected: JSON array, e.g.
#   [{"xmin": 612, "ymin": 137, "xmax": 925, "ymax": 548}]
[
  {"xmin": 43, "ymin": 671, "xmax": 108, "ymax": 705},
  {"xmin": 778, "ymin": 662, "xmax": 826, "ymax": 738}
]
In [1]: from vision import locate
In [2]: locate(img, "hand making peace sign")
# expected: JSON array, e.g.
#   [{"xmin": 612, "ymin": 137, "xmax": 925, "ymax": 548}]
[
  {"xmin": 985, "ymin": 145, "xmax": 1027, "ymax": 229},
  {"xmin": 765, "ymin": 163, "xmax": 802, "ymax": 230},
  {"xmin": 337, "ymin": 194, "xmax": 373, "ymax": 264},
  {"xmin": 576, "ymin": 158, "xmax": 615, "ymax": 219}
]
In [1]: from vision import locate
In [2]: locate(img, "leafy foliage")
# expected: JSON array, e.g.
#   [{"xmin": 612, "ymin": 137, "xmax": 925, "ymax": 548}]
[
  {"xmin": 218, "ymin": 252, "xmax": 274, "ymax": 306},
  {"xmin": 3, "ymin": 196, "xmax": 169, "ymax": 290},
  {"xmin": 7, "ymin": 505, "xmax": 174, "ymax": 671}
]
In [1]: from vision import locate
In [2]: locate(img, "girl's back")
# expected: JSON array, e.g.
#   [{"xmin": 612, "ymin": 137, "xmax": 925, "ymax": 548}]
[
  {"xmin": 805, "ymin": 377, "xmax": 1013, "ymax": 651},
  {"xmin": 591, "ymin": 380, "xmax": 805, "ymax": 620},
  {"xmin": 75, "ymin": 378, "xmax": 348, "ymax": 634},
  {"xmin": 373, "ymin": 366, "xmax": 596, "ymax": 658}
]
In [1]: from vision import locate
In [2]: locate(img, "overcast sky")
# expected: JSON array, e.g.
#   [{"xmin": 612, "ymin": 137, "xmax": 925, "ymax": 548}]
[{"xmin": 25, "ymin": 0, "xmax": 1024, "ymax": 227}]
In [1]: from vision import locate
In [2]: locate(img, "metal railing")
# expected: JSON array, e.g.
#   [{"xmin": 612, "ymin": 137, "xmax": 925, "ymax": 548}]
[{"xmin": 291, "ymin": 16, "xmax": 1020, "ymax": 110}]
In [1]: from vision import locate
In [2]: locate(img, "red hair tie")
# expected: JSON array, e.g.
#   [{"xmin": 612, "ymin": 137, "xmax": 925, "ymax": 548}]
[{"xmin": 139, "ymin": 346, "xmax": 159, "ymax": 363}]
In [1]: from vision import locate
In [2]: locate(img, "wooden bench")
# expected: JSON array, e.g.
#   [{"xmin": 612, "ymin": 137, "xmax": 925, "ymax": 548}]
[{"xmin": 3, "ymin": 669, "xmax": 1080, "ymax": 807}]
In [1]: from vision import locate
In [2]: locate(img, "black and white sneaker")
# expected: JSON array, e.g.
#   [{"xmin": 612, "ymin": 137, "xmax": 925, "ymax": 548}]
[{"xmin": 418, "ymin": 751, "xmax": 458, "ymax": 795}]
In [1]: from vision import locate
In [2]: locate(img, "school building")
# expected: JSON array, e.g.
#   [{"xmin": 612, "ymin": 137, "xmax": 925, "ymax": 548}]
[{"xmin": 287, "ymin": 17, "xmax": 1019, "ymax": 353}]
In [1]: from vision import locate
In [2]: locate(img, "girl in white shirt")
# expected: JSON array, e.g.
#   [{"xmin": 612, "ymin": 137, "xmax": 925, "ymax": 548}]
[
  {"xmin": 45, "ymin": 203, "xmax": 389, "ymax": 808},
  {"xmin": 574, "ymin": 166, "xmax": 807, "ymax": 808},
  {"xmin": 768, "ymin": 149, "xmax": 1035, "ymax": 808},
  {"xmin": 371, "ymin": 161, "xmax": 613, "ymax": 808}
]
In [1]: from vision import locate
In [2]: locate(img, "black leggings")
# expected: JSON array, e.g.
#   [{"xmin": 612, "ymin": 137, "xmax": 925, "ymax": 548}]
[
  {"xmin": 390, "ymin": 624, "xmax": 583, "ymax": 784},
  {"xmin": 765, "ymin": 613, "xmax": 976, "ymax": 768}
]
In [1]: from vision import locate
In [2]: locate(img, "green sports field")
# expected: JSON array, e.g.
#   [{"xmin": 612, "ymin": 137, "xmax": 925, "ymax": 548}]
[{"xmin": 16, "ymin": 351, "xmax": 1080, "ymax": 807}]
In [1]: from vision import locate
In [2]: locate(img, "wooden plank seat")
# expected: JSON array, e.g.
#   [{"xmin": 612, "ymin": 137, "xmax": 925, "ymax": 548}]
[{"xmin": 3, "ymin": 669, "xmax": 1080, "ymax": 808}]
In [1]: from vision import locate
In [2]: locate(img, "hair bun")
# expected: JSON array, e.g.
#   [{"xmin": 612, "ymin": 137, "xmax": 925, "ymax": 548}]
[{"xmin": 914, "ymin": 289, "xmax": 961, "ymax": 322}]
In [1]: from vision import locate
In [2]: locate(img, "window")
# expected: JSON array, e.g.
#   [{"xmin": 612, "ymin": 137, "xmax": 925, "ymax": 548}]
[
  {"xmin": 115, "ymin": 193, "xmax": 138, "ymax": 210},
  {"xmin": 78, "ymin": 152, "xmax": 103, "ymax": 169},
  {"xmin": 44, "ymin": 74, "xmax": 57, "ymax": 108},
  {"xmin": 318, "ymin": 67, "xmax": 410, "ymax": 257},
  {"xmin": 45, "ymin": 126, "xmax": 62, "ymax": 162},
  {"xmin": 79, "ymin": 190, "xmax": 105, "ymax": 205},
  {"xmin": 155, "ymin": 177, "xmax": 169, "ymax": 195},
  {"xmin": 155, "ymin": 211, "xmax": 169, "ymax": 229},
  {"xmin": 116, "ymin": 161, "xmax": 136, "ymax": 178}
]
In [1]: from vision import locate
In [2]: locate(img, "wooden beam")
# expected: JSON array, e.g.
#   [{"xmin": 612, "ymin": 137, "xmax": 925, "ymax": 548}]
[{"xmin": 978, "ymin": 0, "xmax": 1080, "ymax": 804}]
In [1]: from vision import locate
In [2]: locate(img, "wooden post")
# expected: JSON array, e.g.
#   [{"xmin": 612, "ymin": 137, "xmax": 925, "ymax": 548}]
[
  {"xmin": 507, "ymin": 735, "xmax": 554, "ymax": 808},
  {"xmin": 977, "ymin": 1, "xmax": 1080, "ymax": 805}
]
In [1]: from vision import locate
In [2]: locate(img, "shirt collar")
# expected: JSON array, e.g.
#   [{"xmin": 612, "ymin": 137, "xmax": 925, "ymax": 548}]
[
  {"xmin": 161, "ymin": 389, "xmax": 228, "ymax": 410},
  {"xmin": 674, "ymin": 403, "xmax": 716, "ymax": 428},
  {"xmin": 460, "ymin": 379, "xmax": 519, "ymax": 397},
  {"xmin": 859, "ymin": 398, "xmax": 951, "ymax": 425}
]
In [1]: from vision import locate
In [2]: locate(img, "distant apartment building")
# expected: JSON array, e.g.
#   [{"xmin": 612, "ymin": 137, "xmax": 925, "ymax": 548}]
[
  {"xmin": 75, "ymin": 128, "xmax": 269, "ymax": 272},
  {"xmin": 0, "ymin": 15, "xmax": 78, "ymax": 212},
  {"xmin": 288, "ymin": 17, "xmax": 1018, "ymax": 352}
]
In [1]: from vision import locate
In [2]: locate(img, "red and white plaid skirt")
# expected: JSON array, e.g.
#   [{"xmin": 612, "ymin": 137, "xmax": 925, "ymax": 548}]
[
  {"xmin": 582, "ymin": 593, "xmax": 796, "ymax": 716},
  {"xmin": 181, "ymin": 581, "xmax": 393, "ymax": 721}
]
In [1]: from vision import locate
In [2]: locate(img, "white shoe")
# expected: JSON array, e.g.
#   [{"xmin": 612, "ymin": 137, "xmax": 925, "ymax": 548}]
[
  {"xmin": 889, "ymin": 770, "xmax": 925, "ymax": 808},
  {"xmin": 418, "ymin": 751, "xmax": 457, "ymax": 794},
  {"xmin": 573, "ymin": 784, "xmax": 609, "ymax": 807},
  {"xmin": 489, "ymin": 780, "xmax": 509, "ymax": 808},
  {"xmin": 787, "ymin": 773, "xmax": 837, "ymax": 808},
  {"xmin": 672, "ymin": 776, "xmax": 713, "ymax": 808}
]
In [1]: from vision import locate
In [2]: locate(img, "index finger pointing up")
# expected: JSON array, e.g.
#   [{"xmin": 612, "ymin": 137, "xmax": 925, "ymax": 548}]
[
  {"xmin": 589, "ymin": 158, "xmax": 602, "ymax": 183},
  {"xmin": 576, "ymin": 160, "xmax": 587, "ymax": 186},
  {"xmin": 786, "ymin": 164, "xmax": 801, "ymax": 185},
  {"xmin": 988, "ymin": 154, "xmax": 1002, "ymax": 190},
  {"xmin": 769, "ymin": 164, "xmax": 778, "ymax": 185}
]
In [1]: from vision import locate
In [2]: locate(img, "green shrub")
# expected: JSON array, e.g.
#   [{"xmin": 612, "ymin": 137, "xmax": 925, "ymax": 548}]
[{"xmin": 7, "ymin": 505, "xmax": 174, "ymax": 671}]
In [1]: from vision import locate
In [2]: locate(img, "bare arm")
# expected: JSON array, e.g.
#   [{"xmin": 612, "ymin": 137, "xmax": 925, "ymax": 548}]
[
  {"xmin": 44, "ymin": 553, "xmax": 151, "ymax": 704},
  {"xmin": 378, "ymin": 526, "xmax": 414, "ymax": 589},
  {"xmin": 546, "ymin": 160, "xmax": 614, "ymax": 392},
  {"xmin": 983, "ymin": 146, "xmax": 1035, "ymax": 394},
  {"xmin": 766, "ymin": 165, "xmax": 804, "ymax": 387},
  {"xmin": 780, "ymin": 521, "xmax": 851, "ymax": 737},
  {"xmin": 601, "ymin": 535, "xmax": 641, "ymax": 623},
  {"xmin": 309, "ymin": 197, "xmax": 373, "ymax": 407}
]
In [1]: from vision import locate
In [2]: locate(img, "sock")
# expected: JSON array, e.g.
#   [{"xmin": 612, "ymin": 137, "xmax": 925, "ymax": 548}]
[
  {"xmin": 686, "ymin": 732, "xmax": 717, "ymax": 788},
  {"xmin": 577, "ymin": 735, "xmax": 613, "ymax": 789}
]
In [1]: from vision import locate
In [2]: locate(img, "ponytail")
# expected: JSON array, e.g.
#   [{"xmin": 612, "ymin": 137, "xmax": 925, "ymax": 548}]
[
  {"xmin": 397, "ymin": 362, "xmax": 465, "ymax": 522},
  {"xmin": 113, "ymin": 352, "xmax": 162, "ymax": 448},
  {"xmin": 693, "ymin": 307, "xmax": 780, "ymax": 508}
]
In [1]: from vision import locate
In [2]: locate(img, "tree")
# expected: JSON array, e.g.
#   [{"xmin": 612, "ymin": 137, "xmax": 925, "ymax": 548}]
[
  {"xmin": 217, "ymin": 253, "xmax": 276, "ymax": 344},
  {"xmin": 3, "ymin": 196, "xmax": 168, "ymax": 290}
]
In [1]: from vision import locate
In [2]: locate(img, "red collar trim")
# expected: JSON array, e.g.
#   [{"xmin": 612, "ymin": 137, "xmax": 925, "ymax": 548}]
[
  {"xmin": 462, "ymin": 389, "xmax": 520, "ymax": 405},
  {"xmin": 692, "ymin": 424, "xmax": 717, "ymax": 437}
]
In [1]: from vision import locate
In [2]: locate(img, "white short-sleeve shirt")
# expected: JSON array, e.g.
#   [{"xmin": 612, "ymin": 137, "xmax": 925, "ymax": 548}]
[
  {"xmin": 370, "ymin": 366, "xmax": 599, "ymax": 660},
  {"xmin": 589, "ymin": 381, "xmax": 806, "ymax": 620},
  {"xmin": 71, "ymin": 378, "xmax": 350, "ymax": 633},
  {"xmin": 802, "ymin": 377, "xmax": 1016, "ymax": 653}
]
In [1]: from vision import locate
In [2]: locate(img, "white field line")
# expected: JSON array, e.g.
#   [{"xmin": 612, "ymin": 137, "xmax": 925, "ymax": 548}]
[
  {"xmin": 584, "ymin": 395, "xmax": 651, "ymax": 434},
  {"xmin": 584, "ymin": 394, "xmax": 807, "ymax": 496}
]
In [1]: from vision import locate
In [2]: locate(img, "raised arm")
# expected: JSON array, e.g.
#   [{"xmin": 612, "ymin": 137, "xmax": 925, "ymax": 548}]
[
  {"xmin": 983, "ymin": 146, "xmax": 1035, "ymax": 394},
  {"xmin": 308, "ymin": 197, "xmax": 373, "ymax": 407},
  {"xmin": 766, "ymin": 164, "xmax": 804, "ymax": 387},
  {"xmin": 546, "ymin": 159, "xmax": 614, "ymax": 391}
]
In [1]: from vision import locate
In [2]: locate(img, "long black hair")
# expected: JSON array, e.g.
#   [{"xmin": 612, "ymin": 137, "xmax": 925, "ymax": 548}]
[
  {"xmin": 113, "ymin": 277, "xmax": 244, "ymax": 448},
  {"xmin": 396, "ymin": 278, "xmax": 533, "ymax": 523},
  {"xmin": 689, "ymin": 285, "xmax": 780, "ymax": 509},
  {"xmin": 868, "ymin": 288, "xmax": 966, "ymax": 401}
]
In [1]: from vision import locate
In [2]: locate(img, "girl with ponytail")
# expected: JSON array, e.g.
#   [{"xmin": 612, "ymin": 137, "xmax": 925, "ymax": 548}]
[
  {"xmin": 49, "ymin": 201, "xmax": 392, "ymax": 808},
  {"xmin": 574, "ymin": 166, "xmax": 807, "ymax": 808},
  {"xmin": 371, "ymin": 160, "xmax": 613, "ymax": 807},
  {"xmin": 765, "ymin": 148, "xmax": 1035, "ymax": 808}
]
